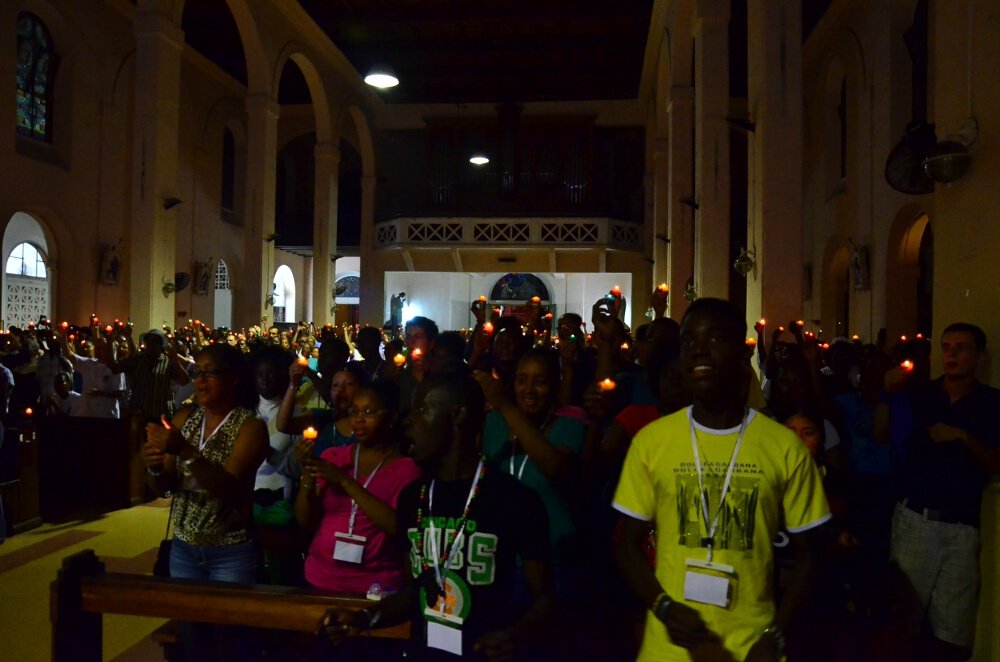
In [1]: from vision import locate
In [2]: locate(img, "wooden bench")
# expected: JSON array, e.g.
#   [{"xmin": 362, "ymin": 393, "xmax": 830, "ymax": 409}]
[{"xmin": 50, "ymin": 549, "xmax": 409, "ymax": 662}]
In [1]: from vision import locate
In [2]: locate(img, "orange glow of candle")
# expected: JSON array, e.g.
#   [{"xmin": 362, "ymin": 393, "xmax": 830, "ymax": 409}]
[
  {"xmin": 778, "ymin": 326, "xmax": 786, "ymax": 332},
  {"xmin": 900, "ymin": 335, "xmax": 908, "ymax": 342},
  {"xmin": 105, "ymin": 325, "xmax": 113, "ymax": 334},
  {"xmin": 491, "ymin": 369, "xmax": 501, "ymax": 380},
  {"xmin": 820, "ymin": 343, "xmax": 830, "ymax": 350},
  {"xmin": 796, "ymin": 320, "xmax": 804, "ymax": 327},
  {"xmin": 916, "ymin": 333, "xmax": 925, "ymax": 340},
  {"xmin": 483, "ymin": 322, "xmax": 494, "ymax": 335},
  {"xmin": 852, "ymin": 334, "xmax": 861, "ymax": 341},
  {"xmin": 478, "ymin": 296, "xmax": 487, "ymax": 303},
  {"xmin": 545, "ymin": 312, "xmax": 554, "ymax": 319},
  {"xmin": 531, "ymin": 296, "xmax": 541, "ymax": 303},
  {"xmin": 25, "ymin": 407, "xmax": 32, "ymax": 416},
  {"xmin": 599, "ymin": 378, "xmax": 617, "ymax": 392},
  {"xmin": 745, "ymin": 338, "xmax": 757, "ymax": 348},
  {"xmin": 411, "ymin": 347, "xmax": 423, "ymax": 359},
  {"xmin": 901, "ymin": 360, "xmax": 914, "ymax": 372},
  {"xmin": 393, "ymin": 353, "xmax": 406, "ymax": 367},
  {"xmin": 620, "ymin": 342, "xmax": 630, "ymax": 351},
  {"xmin": 303, "ymin": 427, "xmax": 318, "ymax": 441},
  {"xmin": 758, "ymin": 318, "xmax": 766, "ymax": 327},
  {"xmin": 296, "ymin": 356, "xmax": 308, "ymax": 366},
  {"xmin": 610, "ymin": 285, "xmax": 622, "ymax": 297},
  {"xmin": 60, "ymin": 321, "xmax": 68, "ymax": 329},
  {"xmin": 69, "ymin": 334, "xmax": 75, "ymax": 341},
  {"xmin": 658, "ymin": 283, "xmax": 669, "ymax": 293}
]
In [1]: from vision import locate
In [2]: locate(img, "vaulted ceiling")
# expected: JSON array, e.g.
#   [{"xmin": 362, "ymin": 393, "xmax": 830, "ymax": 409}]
[{"xmin": 295, "ymin": 0, "xmax": 654, "ymax": 104}]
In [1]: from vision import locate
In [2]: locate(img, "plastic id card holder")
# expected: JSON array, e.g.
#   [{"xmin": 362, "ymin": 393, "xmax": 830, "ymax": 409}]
[
  {"xmin": 332, "ymin": 532, "xmax": 366, "ymax": 564},
  {"xmin": 683, "ymin": 558, "xmax": 735, "ymax": 609},
  {"xmin": 425, "ymin": 609, "xmax": 464, "ymax": 655}
]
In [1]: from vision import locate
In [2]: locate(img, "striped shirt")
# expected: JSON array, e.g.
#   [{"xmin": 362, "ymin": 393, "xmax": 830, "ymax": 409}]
[{"xmin": 119, "ymin": 351, "xmax": 177, "ymax": 420}]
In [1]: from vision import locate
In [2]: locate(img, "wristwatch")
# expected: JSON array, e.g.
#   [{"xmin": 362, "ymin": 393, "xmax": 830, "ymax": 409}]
[{"xmin": 653, "ymin": 593, "xmax": 673, "ymax": 622}]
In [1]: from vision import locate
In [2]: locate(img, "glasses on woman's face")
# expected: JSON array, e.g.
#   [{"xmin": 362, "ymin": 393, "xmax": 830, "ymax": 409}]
[
  {"xmin": 348, "ymin": 407, "xmax": 385, "ymax": 420},
  {"xmin": 193, "ymin": 369, "xmax": 228, "ymax": 380}
]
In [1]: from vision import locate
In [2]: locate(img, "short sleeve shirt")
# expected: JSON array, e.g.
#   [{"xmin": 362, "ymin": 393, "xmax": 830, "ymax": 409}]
[{"xmin": 613, "ymin": 407, "xmax": 831, "ymax": 661}]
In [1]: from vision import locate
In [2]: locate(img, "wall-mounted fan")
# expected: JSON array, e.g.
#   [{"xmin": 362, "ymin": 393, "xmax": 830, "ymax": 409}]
[{"xmin": 884, "ymin": 121, "xmax": 936, "ymax": 195}]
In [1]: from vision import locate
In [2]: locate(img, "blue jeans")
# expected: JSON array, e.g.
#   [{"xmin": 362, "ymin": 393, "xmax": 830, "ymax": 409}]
[{"xmin": 169, "ymin": 538, "xmax": 258, "ymax": 583}]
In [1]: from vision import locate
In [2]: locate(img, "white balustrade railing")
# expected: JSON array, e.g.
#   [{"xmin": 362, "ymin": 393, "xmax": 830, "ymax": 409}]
[{"xmin": 374, "ymin": 217, "xmax": 643, "ymax": 251}]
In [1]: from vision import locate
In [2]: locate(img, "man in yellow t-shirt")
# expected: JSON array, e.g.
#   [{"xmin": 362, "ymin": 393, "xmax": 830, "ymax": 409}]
[{"xmin": 614, "ymin": 299, "xmax": 830, "ymax": 661}]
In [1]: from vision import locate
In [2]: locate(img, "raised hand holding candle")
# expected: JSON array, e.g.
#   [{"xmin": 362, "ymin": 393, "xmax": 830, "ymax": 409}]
[
  {"xmin": 745, "ymin": 338, "xmax": 757, "ymax": 348},
  {"xmin": 531, "ymin": 296, "xmax": 541, "ymax": 303},
  {"xmin": 658, "ymin": 283, "xmax": 669, "ymax": 293},
  {"xmin": 483, "ymin": 322, "xmax": 494, "ymax": 335},
  {"xmin": 599, "ymin": 378, "xmax": 617, "ymax": 392},
  {"xmin": 303, "ymin": 427, "xmax": 318, "ymax": 441},
  {"xmin": 610, "ymin": 285, "xmax": 622, "ymax": 298},
  {"xmin": 478, "ymin": 296, "xmax": 487, "ymax": 303},
  {"xmin": 296, "ymin": 356, "xmax": 309, "ymax": 366}
]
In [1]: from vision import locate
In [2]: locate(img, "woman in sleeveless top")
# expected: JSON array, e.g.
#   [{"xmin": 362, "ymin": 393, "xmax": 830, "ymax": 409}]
[{"xmin": 143, "ymin": 343, "xmax": 269, "ymax": 582}]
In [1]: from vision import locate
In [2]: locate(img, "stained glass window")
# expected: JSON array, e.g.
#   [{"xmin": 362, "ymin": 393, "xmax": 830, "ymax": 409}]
[
  {"xmin": 16, "ymin": 13, "xmax": 57, "ymax": 141},
  {"xmin": 6, "ymin": 242, "xmax": 47, "ymax": 278}
]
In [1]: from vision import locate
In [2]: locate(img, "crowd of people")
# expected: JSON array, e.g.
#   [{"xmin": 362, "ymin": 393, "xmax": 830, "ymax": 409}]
[{"xmin": 0, "ymin": 290, "xmax": 996, "ymax": 662}]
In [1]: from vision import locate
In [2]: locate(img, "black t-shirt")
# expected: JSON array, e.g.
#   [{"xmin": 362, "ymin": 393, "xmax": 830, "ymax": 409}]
[
  {"xmin": 900, "ymin": 378, "xmax": 1000, "ymax": 525},
  {"xmin": 396, "ymin": 470, "xmax": 550, "ymax": 659}
]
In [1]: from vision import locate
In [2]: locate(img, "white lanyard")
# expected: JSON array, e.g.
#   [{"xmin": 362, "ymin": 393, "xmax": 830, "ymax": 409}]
[
  {"xmin": 508, "ymin": 412, "xmax": 552, "ymax": 481},
  {"xmin": 347, "ymin": 445, "xmax": 389, "ymax": 535},
  {"xmin": 198, "ymin": 408, "xmax": 236, "ymax": 451},
  {"xmin": 427, "ymin": 458, "xmax": 485, "ymax": 595},
  {"xmin": 687, "ymin": 407, "xmax": 749, "ymax": 563},
  {"xmin": 509, "ymin": 453, "xmax": 529, "ymax": 481}
]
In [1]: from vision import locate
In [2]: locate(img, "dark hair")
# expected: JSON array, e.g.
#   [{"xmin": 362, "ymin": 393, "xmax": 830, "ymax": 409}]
[
  {"xmin": 423, "ymin": 373, "xmax": 487, "ymax": 435},
  {"xmin": 356, "ymin": 326, "xmax": 382, "ymax": 346},
  {"xmin": 360, "ymin": 378, "xmax": 402, "ymax": 415},
  {"xmin": 517, "ymin": 347, "xmax": 562, "ymax": 385},
  {"xmin": 337, "ymin": 362, "xmax": 372, "ymax": 387},
  {"xmin": 196, "ymin": 343, "xmax": 256, "ymax": 409},
  {"xmin": 434, "ymin": 331, "xmax": 467, "ymax": 362},
  {"xmin": 681, "ymin": 298, "xmax": 747, "ymax": 341},
  {"xmin": 942, "ymin": 322, "xmax": 987, "ymax": 352},
  {"xmin": 405, "ymin": 316, "xmax": 439, "ymax": 343},
  {"xmin": 319, "ymin": 336, "xmax": 350, "ymax": 361},
  {"xmin": 251, "ymin": 344, "xmax": 295, "ymax": 371},
  {"xmin": 783, "ymin": 406, "xmax": 826, "ymax": 448}
]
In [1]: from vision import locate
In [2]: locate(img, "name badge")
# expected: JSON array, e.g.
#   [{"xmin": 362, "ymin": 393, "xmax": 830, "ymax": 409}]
[
  {"xmin": 332, "ymin": 532, "xmax": 366, "ymax": 564},
  {"xmin": 683, "ymin": 570, "xmax": 732, "ymax": 608},
  {"xmin": 427, "ymin": 620, "xmax": 462, "ymax": 655}
]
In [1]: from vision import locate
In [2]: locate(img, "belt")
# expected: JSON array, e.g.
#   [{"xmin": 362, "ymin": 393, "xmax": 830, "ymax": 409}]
[{"xmin": 900, "ymin": 498, "xmax": 971, "ymax": 526}]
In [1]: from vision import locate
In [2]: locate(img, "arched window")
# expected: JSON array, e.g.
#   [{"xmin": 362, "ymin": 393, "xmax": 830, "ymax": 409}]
[
  {"xmin": 221, "ymin": 128, "xmax": 236, "ymax": 212},
  {"xmin": 272, "ymin": 265, "xmax": 295, "ymax": 323},
  {"xmin": 6, "ymin": 242, "xmax": 47, "ymax": 278},
  {"xmin": 16, "ymin": 13, "xmax": 57, "ymax": 141},
  {"xmin": 215, "ymin": 259, "xmax": 231, "ymax": 290}
]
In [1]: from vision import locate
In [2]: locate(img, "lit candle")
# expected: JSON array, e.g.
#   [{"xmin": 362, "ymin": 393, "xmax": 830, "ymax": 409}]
[
  {"xmin": 25, "ymin": 407, "xmax": 33, "ymax": 416},
  {"xmin": 796, "ymin": 320, "xmax": 804, "ymax": 327},
  {"xmin": 778, "ymin": 326, "xmax": 785, "ymax": 332},
  {"xmin": 658, "ymin": 283, "xmax": 669, "ymax": 293},
  {"xmin": 610, "ymin": 285, "xmax": 622, "ymax": 298},
  {"xmin": 60, "ymin": 321, "xmax": 68, "ymax": 330},
  {"xmin": 916, "ymin": 333, "xmax": 924, "ymax": 340},
  {"xmin": 531, "ymin": 296, "xmax": 541, "ymax": 303},
  {"xmin": 478, "ymin": 296, "xmax": 487, "ymax": 303},
  {"xmin": 296, "ymin": 356, "xmax": 308, "ymax": 366},
  {"xmin": 491, "ymin": 369, "xmax": 501, "ymax": 380},
  {"xmin": 545, "ymin": 312, "xmax": 554, "ymax": 319},
  {"xmin": 900, "ymin": 335, "xmax": 908, "ymax": 342},
  {"xmin": 393, "ymin": 353, "xmax": 406, "ymax": 367},
  {"xmin": 901, "ymin": 360, "xmax": 914, "ymax": 372},
  {"xmin": 598, "ymin": 378, "xmax": 617, "ymax": 392},
  {"xmin": 105, "ymin": 325, "xmax": 113, "ymax": 334},
  {"xmin": 820, "ymin": 343, "xmax": 830, "ymax": 350},
  {"xmin": 303, "ymin": 427, "xmax": 318, "ymax": 441},
  {"xmin": 745, "ymin": 338, "xmax": 757, "ymax": 348},
  {"xmin": 69, "ymin": 334, "xmax": 75, "ymax": 342},
  {"xmin": 758, "ymin": 318, "xmax": 766, "ymax": 327},
  {"xmin": 160, "ymin": 415, "xmax": 172, "ymax": 430},
  {"xmin": 195, "ymin": 320, "xmax": 201, "ymax": 327},
  {"xmin": 620, "ymin": 342, "xmax": 630, "ymax": 351},
  {"xmin": 483, "ymin": 322, "xmax": 494, "ymax": 335},
  {"xmin": 411, "ymin": 347, "xmax": 423, "ymax": 360},
  {"xmin": 852, "ymin": 334, "xmax": 861, "ymax": 341}
]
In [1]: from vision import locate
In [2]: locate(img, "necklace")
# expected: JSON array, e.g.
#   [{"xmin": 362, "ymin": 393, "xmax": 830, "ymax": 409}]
[{"xmin": 414, "ymin": 458, "xmax": 486, "ymax": 576}]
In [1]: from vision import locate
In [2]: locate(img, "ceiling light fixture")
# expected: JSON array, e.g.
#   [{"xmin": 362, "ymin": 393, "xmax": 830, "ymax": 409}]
[{"xmin": 364, "ymin": 65, "xmax": 399, "ymax": 89}]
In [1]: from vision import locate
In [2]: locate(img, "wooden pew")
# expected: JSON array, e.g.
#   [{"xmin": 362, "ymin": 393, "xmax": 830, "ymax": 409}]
[{"xmin": 50, "ymin": 549, "xmax": 409, "ymax": 662}]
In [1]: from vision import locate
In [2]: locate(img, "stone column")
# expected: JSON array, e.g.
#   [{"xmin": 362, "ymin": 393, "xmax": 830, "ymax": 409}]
[
  {"xmin": 129, "ymin": 10, "xmax": 182, "ymax": 332},
  {"xmin": 745, "ymin": 0, "xmax": 803, "ymax": 327},
  {"xmin": 693, "ymin": 0, "xmax": 731, "ymax": 300},
  {"xmin": 667, "ymin": 87, "xmax": 695, "ymax": 319},
  {"xmin": 241, "ymin": 94, "xmax": 279, "ymax": 327},
  {"xmin": 312, "ymin": 142, "xmax": 339, "ymax": 326},
  {"xmin": 651, "ymin": 137, "xmax": 670, "ymax": 288},
  {"xmin": 358, "ymin": 175, "xmax": 383, "ymax": 326}
]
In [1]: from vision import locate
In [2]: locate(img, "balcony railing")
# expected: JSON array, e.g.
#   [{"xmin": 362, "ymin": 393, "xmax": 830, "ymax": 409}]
[{"xmin": 374, "ymin": 217, "xmax": 643, "ymax": 251}]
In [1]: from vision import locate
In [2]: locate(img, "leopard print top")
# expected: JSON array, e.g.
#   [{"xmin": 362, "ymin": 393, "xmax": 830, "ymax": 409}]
[{"xmin": 171, "ymin": 406, "xmax": 255, "ymax": 546}]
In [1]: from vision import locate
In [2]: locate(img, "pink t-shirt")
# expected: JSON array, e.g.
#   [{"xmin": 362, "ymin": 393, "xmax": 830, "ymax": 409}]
[{"xmin": 304, "ymin": 444, "xmax": 422, "ymax": 594}]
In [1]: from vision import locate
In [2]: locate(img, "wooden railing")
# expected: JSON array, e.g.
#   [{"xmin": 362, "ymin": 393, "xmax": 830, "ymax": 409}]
[{"xmin": 50, "ymin": 549, "xmax": 408, "ymax": 661}]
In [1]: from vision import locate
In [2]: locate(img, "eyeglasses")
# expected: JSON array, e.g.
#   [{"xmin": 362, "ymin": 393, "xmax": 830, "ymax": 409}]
[
  {"xmin": 348, "ymin": 407, "xmax": 386, "ymax": 420},
  {"xmin": 193, "ymin": 369, "xmax": 228, "ymax": 380}
]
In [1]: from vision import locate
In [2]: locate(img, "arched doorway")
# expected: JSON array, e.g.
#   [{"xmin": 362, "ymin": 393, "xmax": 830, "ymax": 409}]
[
  {"xmin": 885, "ymin": 209, "xmax": 932, "ymax": 338},
  {"xmin": 489, "ymin": 273, "xmax": 553, "ymax": 327},
  {"xmin": 821, "ymin": 244, "xmax": 852, "ymax": 338},
  {"xmin": 272, "ymin": 265, "xmax": 295, "ymax": 324},
  {"xmin": 213, "ymin": 259, "xmax": 233, "ymax": 329},
  {"xmin": 3, "ymin": 212, "xmax": 51, "ymax": 328}
]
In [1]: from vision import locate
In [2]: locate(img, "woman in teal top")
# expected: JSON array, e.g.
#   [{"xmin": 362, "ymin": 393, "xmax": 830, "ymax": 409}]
[
  {"xmin": 474, "ymin": 348, "xmax": 586, "ymax": 563},
  {"xmin": 277, "ymin": 363, "xmax": 367, "ymax": 455}
]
